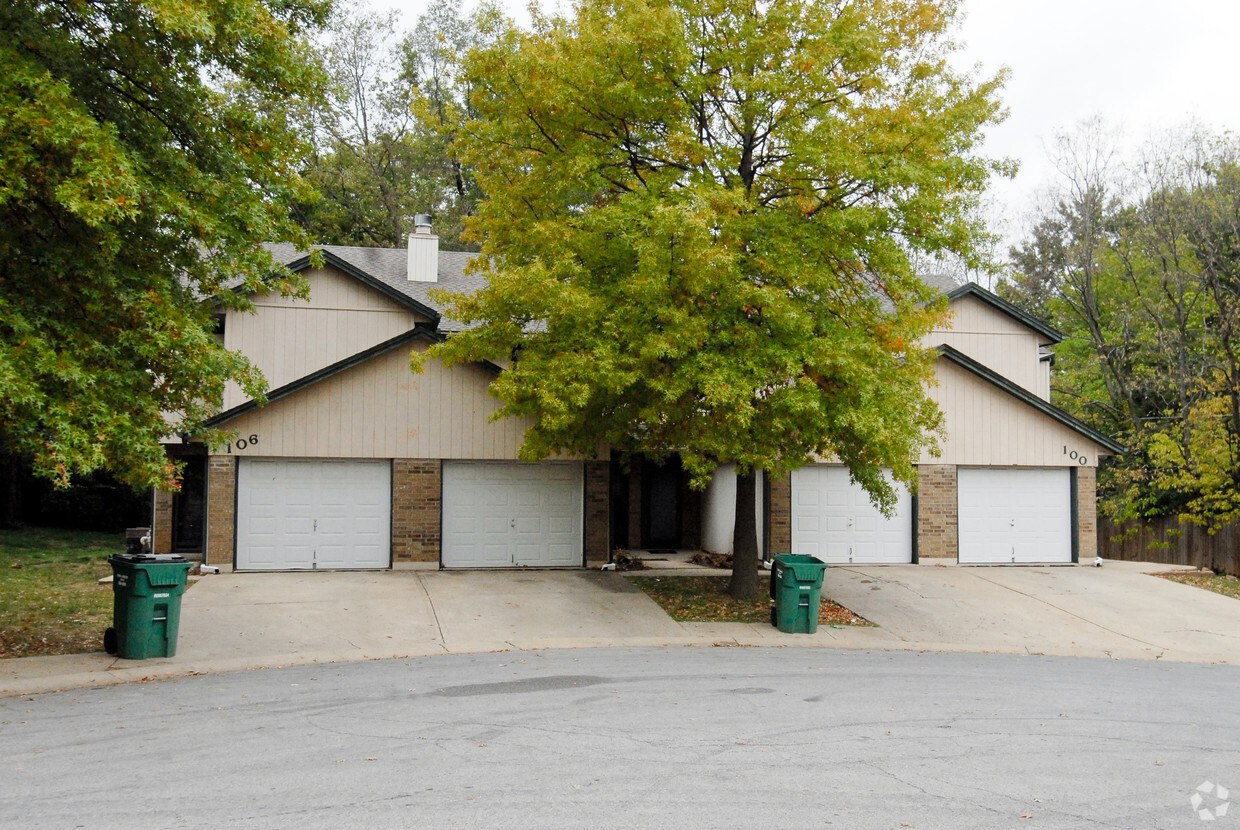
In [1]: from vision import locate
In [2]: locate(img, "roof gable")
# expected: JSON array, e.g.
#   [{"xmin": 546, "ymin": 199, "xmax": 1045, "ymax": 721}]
[
  {"xmin": 205, "ymin": 327, "xmax": 502, "ymax": 429},
  {"xmin": 279, "ymin": 250, "xmax": 442, "ymax": 323},
  {"xmin": 936, "ymin": 345, "xmax": 1123, "ymax": 454},
  {"xmin": 946, "ymin": 282, "xmax": 1062, "ymax": 345}
]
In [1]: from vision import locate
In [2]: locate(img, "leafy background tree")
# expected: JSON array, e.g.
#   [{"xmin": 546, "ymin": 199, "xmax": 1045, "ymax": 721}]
[
  {"xmin": 1002, "ymin": 122, "xmax": 1240, "ymax": 531},
  {"xmin": 0, "ymin": 0, "xmax": 331, "ymax": 497},
  {"xmin": 429, "ymin": 0, "xmax": 1007, "ymax": 595},
  {"xmin": 294, "ymin": 0, "xmax": 486, "ymax": 250}
]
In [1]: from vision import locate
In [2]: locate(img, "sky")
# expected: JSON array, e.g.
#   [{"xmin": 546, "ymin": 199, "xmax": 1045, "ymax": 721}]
[{"xmin": 384, "ymin": 0, "xmax": 1240, "ymax": 240}]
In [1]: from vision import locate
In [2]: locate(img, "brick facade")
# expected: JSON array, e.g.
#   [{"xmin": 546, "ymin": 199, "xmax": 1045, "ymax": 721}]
[
  {"xmin": 152, "ymin": 487, "xmax": 173, "ymax": 554},
  {"xmin": 1075, "ymin": 465, "xmax": 1097, "ymax": 562},
  {"xmin": 916, "ymin": 464, "xmax": 958, "ymax": 560},
  {"xmin": 584, "ymin": 460, "xmax": 610, "ymax": 562},
  {"xmin": 392, "ymin": 459, "xmax": 441, "ymax": 563},
  {"xmin": 205, "ymin": 455, "xmax": 237, "ymax": 566},
  {"xmin": 768, "ymin": 472, "xmax": 792, "ymax": 555}
]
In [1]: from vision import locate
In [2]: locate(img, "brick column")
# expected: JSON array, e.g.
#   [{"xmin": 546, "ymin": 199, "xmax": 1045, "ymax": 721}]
[
  {"xmin": 392, "ymin": 460, "xmax": 442, "ymax": 563},
  {"xmin": 1076, "ymin": 465, "xmax": 1098, "ymax": 562},
  {"xmin": 916, "ymin": 465, "xmax": 957, "ymax": 560},
  {"xmin": 768, "ymin": 472, "xmax": 792, "ymax": 555},
  {"xmin": 152, "ymin": 488, "xmax": 173, "ymax": 554},
  {"xmin": 584, "ymin": 460, "xmax": 610, "ymax": 563},
  {"xmin": 205, "ymin": 455, "xmax": 236, "ymax": 566}
]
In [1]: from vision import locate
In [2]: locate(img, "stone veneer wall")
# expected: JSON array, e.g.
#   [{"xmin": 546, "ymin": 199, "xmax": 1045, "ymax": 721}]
[
  {"xmin": 152, "ymin": 488, "xmax": 173, "ymax": 554},
  {"xmin": 1075, "ymin": 465, "xmax": 1098, "ymax": 562},
  {"xmin": 584, "ymin": 461, "xmax": 610, "ymax": 563},
  {"xmin": 205, "ymin": 455, "xmax": 237, "ymax": 566},
  {"xmin": 392, "ymin": 459, "xmax": 441, "ymax": 563},
  {"xmin": 768, "ymin": 472, "xmax": 792, "ymax": 554},
  {"xmin": 916, "ymin": 464, "xmax": 958, "ymax": 560}
]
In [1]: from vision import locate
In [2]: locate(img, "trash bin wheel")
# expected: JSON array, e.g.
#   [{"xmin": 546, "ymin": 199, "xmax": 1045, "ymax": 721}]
[{"xmin": 103, "ymin": 627, "xmax": 117, "ymax": 655}]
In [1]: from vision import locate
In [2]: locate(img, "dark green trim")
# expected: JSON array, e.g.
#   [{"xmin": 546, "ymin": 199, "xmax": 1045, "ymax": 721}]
[
  {"xmin": 207, "ymin": 329, "xmax": 437, "ymax": 428},
  {"xmin": 1070, "ymin": 466, "xmax": 1080, "ymax": 564},
  {"xmin": 936, "ymin": 344, "xmax": 1126, "ymax": 455},
  {"xmin": 205, "ymin": 326, "xmax": 502, "ymax": 429},
  {"xmin": 947, "ymin": 282, "xmax": 1063, "ymax": 345},
  {"xmin": 910, "ymin": 491, "xmax": 919, "ymax": 565},
  {"xmin": 284, "ymin": 251, "xmax": 442, "ymax": 323}
]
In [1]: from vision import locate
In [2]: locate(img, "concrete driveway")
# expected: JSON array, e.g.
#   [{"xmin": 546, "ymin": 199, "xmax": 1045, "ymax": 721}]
[
  {"xmin": 3, "ymin": 559, "xmax": 1239, "ymax": 696},
  {"xmin": 822, "ymin": 560, "xmax": 1240, "ymax": 662}
]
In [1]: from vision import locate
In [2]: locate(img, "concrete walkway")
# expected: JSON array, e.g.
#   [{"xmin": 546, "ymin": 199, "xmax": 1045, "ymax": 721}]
[{"xmin": 2, "ymin": 560, "xmax": 1236, "ymax": 697}]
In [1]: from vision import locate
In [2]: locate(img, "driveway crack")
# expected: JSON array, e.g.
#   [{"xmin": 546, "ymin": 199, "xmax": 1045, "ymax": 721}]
[{"xmin": 416, "ymin": 573, "xmax": 449, "ymax": 652}]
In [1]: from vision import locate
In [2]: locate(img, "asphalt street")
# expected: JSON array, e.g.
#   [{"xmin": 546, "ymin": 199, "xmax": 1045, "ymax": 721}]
[{"xmin": 2, "ymin": 647, "xmax": 1236, "ymax": 829}]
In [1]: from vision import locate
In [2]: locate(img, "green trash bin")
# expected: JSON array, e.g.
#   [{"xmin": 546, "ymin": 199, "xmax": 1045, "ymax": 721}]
[
  {"xmin": 104, "ymin": 554, "xmax": 193, "ymax": 659},
  {"xmin": 769, "ymin": 554, "xmax": 828, "ymax": 634}
]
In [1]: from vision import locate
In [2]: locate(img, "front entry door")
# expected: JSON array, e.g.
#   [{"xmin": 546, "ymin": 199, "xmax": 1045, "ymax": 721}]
[
  {"xmin": 171, "ymin": 456, "xmax": 206, "ymax": 553},
  {"xmin": 642, "ymin": 457, "xmax": 682, "ymax": 549}
]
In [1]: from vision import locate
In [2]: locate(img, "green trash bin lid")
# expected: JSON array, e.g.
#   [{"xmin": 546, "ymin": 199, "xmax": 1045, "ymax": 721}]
[
  {"xmin": 109, "ymin": 553, "xmax": 190, "ymax": 565},
  {"xmin": 773, "ymin": 554, "xmax": 828, "ymax": 582}
]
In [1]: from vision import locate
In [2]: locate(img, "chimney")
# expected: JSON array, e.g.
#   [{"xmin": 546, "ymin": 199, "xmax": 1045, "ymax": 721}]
[{"xmin": 407, "ymin": 213, "xmax": 438, "ymax": 282}]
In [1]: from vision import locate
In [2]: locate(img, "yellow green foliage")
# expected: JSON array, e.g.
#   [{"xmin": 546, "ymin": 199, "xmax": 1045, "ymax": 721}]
[
  {"xmin": 428, "ymin": 0, "xmax": 1007, "ymax": 508},
  {"xmin": 0, "ymin": 0, "xmax": 329, "ymax": 488}
]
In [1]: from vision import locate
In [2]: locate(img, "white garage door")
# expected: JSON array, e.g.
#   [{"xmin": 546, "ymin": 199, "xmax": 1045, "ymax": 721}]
[
  {"xmin": 958, "ymin": 468, "xmax": 1072, "ymax": 564},
  {"xmin": 236, "ymin": 459, "xmax": 391, "ymax": 570},
  {"xmin": 791, "ymin": 466, "xmax": 913, "ymax": 564},
  {"xmin": 442, "ymin": 462, "xmax": 583, "ymax": 568}
]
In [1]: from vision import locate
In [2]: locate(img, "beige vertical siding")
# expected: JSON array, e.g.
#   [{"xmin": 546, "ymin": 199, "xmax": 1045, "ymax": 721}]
[
  {"xmin": 219, "ymin": 342, "xmax": 533, "ymax": 460},
  {"xmin": 222, "ymin": 266, "xmax": 428, "ymax": 409},
  {"xmin": 927, "ymin": 295, "xmax": 1046, "ymax": 395},
  {"xmin": 923, "ymin": 358, "xmax": 1103, "ymax": 467}
]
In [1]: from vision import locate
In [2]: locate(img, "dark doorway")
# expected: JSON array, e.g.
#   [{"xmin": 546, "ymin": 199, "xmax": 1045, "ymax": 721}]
[
  {"xmin": 609, "ymin": 452, "xmax": 629, "ymax": 551},
  {"xmin": 171, "ymin": 457, "xmax": 207, "ymax": 553},
  {"xmin": 641, "ymin": 456, "xmax": 682, "ymax": 549}
]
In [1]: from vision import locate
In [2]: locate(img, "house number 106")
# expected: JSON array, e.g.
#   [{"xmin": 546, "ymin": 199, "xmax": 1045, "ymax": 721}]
[
  {"xmin": 229, "ymin": 434, "xmax": 260, "ymax": 452},
  {"xmin": 1063, "ymin": 445, "xmax": 1087, "ymax": 465}
]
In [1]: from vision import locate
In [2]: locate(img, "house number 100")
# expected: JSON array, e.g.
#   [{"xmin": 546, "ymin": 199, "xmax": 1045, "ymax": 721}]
[
  {"xmin": 1063, "ymin": 445, "xmax": 1087, "ymax": 465},
  {"xmin": 229, "ymin": 434, "xmax": 260, "ymax": 452}
]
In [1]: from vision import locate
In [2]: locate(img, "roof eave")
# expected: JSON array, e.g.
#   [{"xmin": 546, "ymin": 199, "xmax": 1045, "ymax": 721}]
[
  {"xmin": 946, "ymin": 282, "xmax": 1063, "ymax": 345},
  {"xmin": 936, "ymin": 345, "xmax": 1125, "ymax": 455}
]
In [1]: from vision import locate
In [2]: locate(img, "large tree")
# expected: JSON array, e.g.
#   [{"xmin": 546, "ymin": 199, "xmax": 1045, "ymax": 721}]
[
  {"xmin": 429, "ymin": 0, "xmax": 1006, "ymax": 595},
  {"xmin": 294, "ymin": 0, "xmax": 484, "ymax": 249},
  {"xmin": 0, "ymin": 0, "xmax": 329, "ymax": 489},
  {"xmin": 1004, "ymin": 125, "xmax": 1240, "ymax": 531}
]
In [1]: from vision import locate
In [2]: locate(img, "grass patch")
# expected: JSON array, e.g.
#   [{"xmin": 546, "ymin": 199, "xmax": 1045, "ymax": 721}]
[
  {"xmin": 627, "ymin": 574, "xmax": 871, "ymax": 626},
  {"xmin": 0, "ymin": 527, "xmax": 118, "ymax": 658},
  {"xmin": 1158, "ymin": 570, "xmax": 1240, "ymax": 600}
]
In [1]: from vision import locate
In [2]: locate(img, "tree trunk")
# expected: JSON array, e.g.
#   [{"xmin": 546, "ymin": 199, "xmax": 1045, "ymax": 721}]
[{"xmin": 729, "ymin": 468, "xmax": 758, "ymax": 599}]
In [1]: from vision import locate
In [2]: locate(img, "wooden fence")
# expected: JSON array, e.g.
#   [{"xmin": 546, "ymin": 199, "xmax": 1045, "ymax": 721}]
[{"xmin": 1098, "ymin": 515, "xmax": 1240, "ymax": 577}]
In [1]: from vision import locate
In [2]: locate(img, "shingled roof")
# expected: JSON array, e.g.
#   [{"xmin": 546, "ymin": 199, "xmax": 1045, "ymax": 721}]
[
  {"xmin": 259, "ymin": 242, "xmax": 966, "ymax": 334},
  {"xmin": 262, "ymin": 242, "xmax": 484, "ymax": 332}
]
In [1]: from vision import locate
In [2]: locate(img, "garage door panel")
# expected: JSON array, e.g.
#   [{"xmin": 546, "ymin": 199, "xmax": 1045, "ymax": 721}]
[
  {"xmin": 443, "ymin": 462, "xmax": 583, "ymax": 568},
  {"xmin": 958, "ymin": 468, "xmax": 1071, "ymax": 564},
  {"xmin": 791, "ymin": 466, "xmax": 912, "ymax": 564},
  {"xmin": 236, "ymin": 459, "xmax": 391, "ymax": 570}
]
